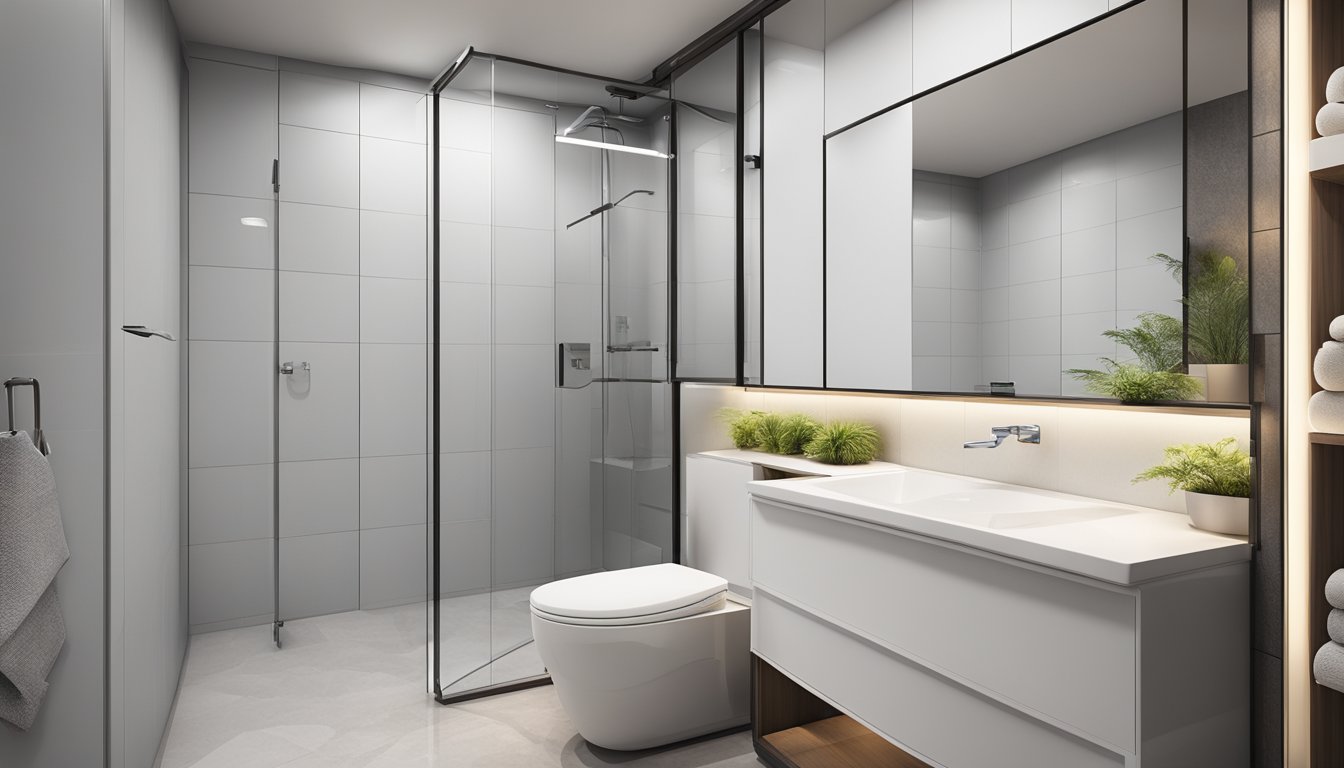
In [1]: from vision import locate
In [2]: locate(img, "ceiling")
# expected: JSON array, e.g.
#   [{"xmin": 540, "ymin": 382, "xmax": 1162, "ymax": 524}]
[{"xmin": 167, "ymin": 0, "xmax": 746, "ymax": 83}]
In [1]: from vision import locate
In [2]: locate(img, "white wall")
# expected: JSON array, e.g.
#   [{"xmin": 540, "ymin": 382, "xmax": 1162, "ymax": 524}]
[{"xmin": 911, "ymin": 172, "xmax": 981, "ymax": 391}]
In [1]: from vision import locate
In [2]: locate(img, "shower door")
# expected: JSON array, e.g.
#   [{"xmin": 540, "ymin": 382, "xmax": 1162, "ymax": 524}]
[{"xmin": 433, "ymin": 55, "xmax": 674, "ymax": 701}]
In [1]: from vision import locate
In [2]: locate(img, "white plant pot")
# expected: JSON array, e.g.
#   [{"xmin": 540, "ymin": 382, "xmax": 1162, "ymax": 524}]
[
  {"xmin": 1204, "ymin": 363, "xmax": 1249, "ymax": 403},
  {"xmin": 1184, "ymin": 491, "xmax": 1249, "ymax": 536}
]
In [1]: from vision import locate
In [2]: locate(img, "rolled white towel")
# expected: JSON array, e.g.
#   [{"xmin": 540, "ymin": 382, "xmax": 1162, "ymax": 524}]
[
  {"xmin": 1317, "ymin": 342, "xmax": 1344, "ymax": 391},
  {"xmin": 1310, "ymin": 391, "xmax": 1344, "ymax": 433},
  {"xmin": 1331, "ymin": 314, "xmax": 1344, "ymax": 342},
  {"xmin": 1319, "ymin": 103, "xmax": 1344, "ymax": 137},
  {"xmin": 1329, "ymin": 67, "xmax": 1344, "ymax": 103},
  {"xmin": 1316, "ymin": 642, "xmax": 1344, "ymax": 694},
  {"xmin": 1331, "ymin": 610, "xmax": 1344, "ymax": 645},
  {"xmin": 1328, "ymin": 569, "xmax": 1344, "ymax": 610}
]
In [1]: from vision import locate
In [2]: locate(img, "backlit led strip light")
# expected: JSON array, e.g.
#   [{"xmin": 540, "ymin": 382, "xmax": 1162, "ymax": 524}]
[{"xmin": 554, "ymin": 135, "xmax": 673, "ymax": 159}]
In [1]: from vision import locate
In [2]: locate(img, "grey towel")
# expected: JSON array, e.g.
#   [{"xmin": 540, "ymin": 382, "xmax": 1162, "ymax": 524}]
[
  {"xmin": 1331, "ymin": 610, "xmax": 1344, "ymax": 645},
  {"xmin": 1317, "ymin": 642, "xmax": 1344, "ymax": 694},
  {"xmin": 0, "ymin": 431, "xmax": 68, "ymax": 729},
  {"xmin": 1327, "ymin": 569, "xmax": 1344, "ymax": 610}
]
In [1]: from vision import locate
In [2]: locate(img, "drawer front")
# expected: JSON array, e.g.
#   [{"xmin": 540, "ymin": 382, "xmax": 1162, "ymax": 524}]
[
  {"xmin": 754, "ymin": 590, "xmax": 1126, "ymax": 768},
  {"xmin": 751, "ymin": 497, "xmax": 1137, "ymax": 751}
]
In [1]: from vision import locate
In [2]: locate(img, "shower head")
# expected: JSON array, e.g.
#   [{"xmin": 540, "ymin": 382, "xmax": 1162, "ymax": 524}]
[
  {"xmin": 565, "ymin": 189, "xmax": 654, "ymax": 229},
  {"xmin": 561, "ymin": 105, "xmax": 644, "ymax": 137}
]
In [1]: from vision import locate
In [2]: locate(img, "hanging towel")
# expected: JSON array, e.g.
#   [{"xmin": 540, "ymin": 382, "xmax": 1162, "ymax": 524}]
[
  {"xmin": 1328, "ymin": 569, "xmax": 1344, "ymax": 611},
  {"xmin": 0, "ymin": 431, "xmax": 68, "ymax": 730}
]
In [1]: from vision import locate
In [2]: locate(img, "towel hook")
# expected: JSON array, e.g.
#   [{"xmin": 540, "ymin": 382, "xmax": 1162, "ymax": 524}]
[{"xmin": 5, "ymin": 377, "xmax": 51, "ymax": 456}]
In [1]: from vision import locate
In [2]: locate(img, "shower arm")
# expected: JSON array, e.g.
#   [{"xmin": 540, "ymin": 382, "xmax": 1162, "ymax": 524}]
[{"xmin": 564, "ymin": 189, "xmax": 654, "ymax": 229}]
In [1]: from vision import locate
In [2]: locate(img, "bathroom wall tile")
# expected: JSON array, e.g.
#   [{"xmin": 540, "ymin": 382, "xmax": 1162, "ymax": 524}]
[
  {"xmin": 1115, "ymin": 113, "xmax": 1182, "ymax": 178},
  {"xmin": 492, "ymin": 108, "xmax": 554, "ymax": 230},
  {"xmin": 1060, "ymin": 355, "xmax": 1106, "ymax": 397},
  {"xmin": 280, "ymin": 71, "xmax": 358, "ymax": 134},
  {"xmin": 441, "ymin": 221, "xmax": 493, "ymax": 284},
  {"xmin": 189, "ymin": 340, "xmax": 273, "ymax": 468},
  {"xmin": 949, "ymin": 189, "xmax": 980, "ymax": 251},
  {"xmin": 279, "ymin": 125, "xmax": 359, "ymax": 209},
  {"xmin": 913, "ymin": 246, "xmax": 951, "ymax": 288},
  {"xmin": 439, "ymin": 519, "xmax": 491, "ymax": 595},
  {"xmin": 440, "ymin": 345, "xmax": 492, "ymax": 453},
  {"xmin": 360, "ymin": 524, "xmax": 427, "ymax": 608},
  {"xmin": 995, "ymin": 155, "xmax": 1061, "ymax": 205},
  {"xmin": 912, "ymin": 287, "xmax": 950, "ymax": 322},
  {"xmin": 360, "ymin": 454, "xmax": 427, "ymax": 530},
  {"xmin": 981, "ymin": 320, "xmax": 1010, "ymax": 354},
  {"xmin": 1061, "ymin": 223, "xmax": 1116, "ymax": 277},
  {"xmin": 1009, "ymin": 354, "xmax": 1062, "ymax": 396},
  {"xmin": 188, "ymin": 464, "xmax": 273, "ymax": 545},
  {"xmin": 1008, "ymin": 279, "xmax": 1060, "ymax": 321},
  {"xmin": 898, "ymin": 398, "xmax": 965, "ymax": 472},
  {"xmin": 280, "ymin": 202, "xmax": 359, "ymax": 275},
  {"xmin": 1009, "ymin": 315, "xmax": 1060, "ymax": 355},
  {"xmin": 494, "ymin": 344, "xmax": 555, "ymax": 451},
  {"xmin": 361, "ymin": 277, "xmax": 428, "ymax": 343},
  {"xmin": 1011, "ymin": 0, "xmax": 1108, "ymax": 50},
  {"xmin": 679, "ymin": 213, "xmax": 736, "ymax": 283},
  {"xmin": 1116, "ymin": 263, "xmax": 1180, "ymax": 314},
  {"xmin": 188, "ymin": 59, "xmax": 278, "ymax": 200},
  {"xmin": 494, "ymin": 227, "xmax": 554, "ymax": 287},
  {"xmin": 492, "ymin": 447, "xmax": 555, "ymax": 588},
  {"xmin": 189, "ymin": 265, "xmax": 273, "ymax": 341},
  {"xmin": 948, "ymin": 289, "xmax": 979, "ymax": 324},
  {"xmin": 438, "ymin": 451, "xmax": 491, "ymax": 524},
  {"xmin": 494, "ymin": 285, "xmax": 553, "ymax": 345},
  {"xmin": 360, "ymin": 84, "xmax": 426, "ymax": 144},
  {"xmin": 981, "ymin": 286, "xmax": 1009, "ymax": 322},
  {"xmin": 913, "ymin": 0, "xmax": 1010, "ymax": 93},
  {"xmin": 912, "ymin": 188, "xmax": 951, "ymax": 248},
  {"xmin": 1116, "ymin": 207, "xmax": 1182, "ymax": 269},
  {"xmin": 189, "ymin": 194, "xmax": 275, "ymax": 269},
  {"xmin": 361, "ymin": 137, "xmax": 427, "ymax": 215},
  {"xmin": 360, "ymin": 343, "xmax": 427, "ymax": 458},
  {"xmin": 912, "ymin": 357, "xmax": 951, "ymax": 391},
  {"xmin": 1116, "ymin": 164, "xmax": 1182, "ymax": 220},
  {"xmin": 1007, "ymin": 191, "xmax": 1061, "ymax": 244},
  {"xmin": 188, "ymin": 538, "xmax": 273, "ymax": 627},
  {"xmin": 961, "ymin": 400, "xmax": 1061, "ymax": 488},
  {"xmin": 949, "ymin": 248, "xmax": 979, "ymax": 289},
  {"xmin": 360, "ymin": 211, "xmax": 426, "ymax": 280},
  {"xmin": 1061, "ymin": 271, "xmax": 1116, "ymax": 315},
  {"xmin": 1061, "ymin": 181, "xmax": 1115, "ymax": 234},
  {"xmin": 279, "ymin": 271, "xmax": 359, "ymax": 342},
  {"xmin": 1008, "ymin": 236, "xmax": 1060, "ymax": 285},
  {"xmin": 440, "ymin": 282, "xmax": 491, "ymax": 344},
  {"xmin": 1060, "ymin": 137, "xmax": 1116, "ymax": 189},
  {"xmin": 278, "ymin": 341, "xmax": 360, "ymax": 461},
  {"xmin": 912, "ymin": 322, "xmax": 952, "ymax": 357},
  {"xmin": 279, "ymin": 458, "xmax": 359, "ymax": 537},
  {"xmin": 555, "ymin": 282, "xmax": 600, "ymax": 347},
  {"xmin": 1060, "ymin": 310, "xmax": 1117, "ymax": 355},
  {"xmin": 949, "ymin": 322, "xmax": 980, "ymax": 357},
  {"xmin": 981, "ymin": 205, "xmax": 1009, "ymax": 251},
  {"xmin": 981, "ymin": 246, "xmax": 1010, "ymax": 288},
  {"xmin": 439, "ymin": 149, "xmax": 491, "ymax": 225},
  {"xmin": 439, "ymin": 97, "xmax": 491, "ymax": 152},
  {"xmin": 280, "ymin": 531, "xmax": 359, "ymax": 618}
]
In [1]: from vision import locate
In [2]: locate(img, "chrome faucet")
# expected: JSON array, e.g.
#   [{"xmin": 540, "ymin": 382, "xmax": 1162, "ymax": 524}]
[{"xmin": 964, "ymin": 424, "xmax": 1040, "ymax": 449}]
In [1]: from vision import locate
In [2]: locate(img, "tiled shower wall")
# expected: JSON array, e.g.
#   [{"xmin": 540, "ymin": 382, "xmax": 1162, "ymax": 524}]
[{"xmin": 186, "ymin": 48, "xmax": 429, "ymax": 632}]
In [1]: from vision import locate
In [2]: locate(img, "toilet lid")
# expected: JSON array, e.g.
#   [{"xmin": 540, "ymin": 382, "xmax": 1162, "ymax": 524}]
[{"xmin": 529, "ymin": 563, "xmax": 727, "ymax": 621}]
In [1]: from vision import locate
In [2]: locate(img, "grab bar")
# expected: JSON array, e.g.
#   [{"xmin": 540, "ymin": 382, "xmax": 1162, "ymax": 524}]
[{"xmin": 4, "ymin": 377, "xmax": 50, "ymax": 456}]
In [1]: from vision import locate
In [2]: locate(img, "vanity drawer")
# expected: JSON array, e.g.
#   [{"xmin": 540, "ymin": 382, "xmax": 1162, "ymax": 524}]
[
  {"xmin": 751, "ymin": 497, "xmax": 1137, "ymax": 752},
  {"xmin": 753, "ymin": 590, "xmax": 1126, "ymax": 768}
]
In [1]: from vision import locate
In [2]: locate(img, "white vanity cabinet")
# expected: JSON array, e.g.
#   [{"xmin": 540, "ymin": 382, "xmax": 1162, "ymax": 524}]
[{"xmin": 749, "ymin": 493, "xmax": 1250, "ymax": 768}]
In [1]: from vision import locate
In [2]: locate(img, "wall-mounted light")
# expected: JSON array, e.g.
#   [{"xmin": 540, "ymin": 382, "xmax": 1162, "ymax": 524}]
[
  {"xmin": 240, "ymin": 217, "xmax": 269, "ymax": 228},
  {"xmin": 554, "ymin": 135, "xmax": 673, "ymax": 160}
]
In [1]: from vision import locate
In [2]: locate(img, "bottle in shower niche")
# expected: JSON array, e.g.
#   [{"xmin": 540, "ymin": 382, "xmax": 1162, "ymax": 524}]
[{"xmin": 613, "ymin": 315, "xmax": 629, "ymax": 348}]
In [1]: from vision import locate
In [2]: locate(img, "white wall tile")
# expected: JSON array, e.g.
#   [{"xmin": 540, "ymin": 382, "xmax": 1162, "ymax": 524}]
[
  {"xmin": 1061, "ymin": 223, "xmax": 1116, "ymax": 276},
  {"xmin": 949, "ymin": 289, "xmax": 980, "ymax": 323},
  {"xmin": 1061, "ymin": 181, "xmax": 1116, "ymax": 234},
  {"xmin": 188, "ymin": 59, "xmax": 277, "ymax": 199},
  {"xmin": 279, "ymin": 125, "xmax": 358, "ymax": 208},
  {"xmin": 439, "ymin": 519, "xmax": 490, "ymax": 594},
  {"xmin": 360, "ymin": 454, "xmax": 428, "ymax": 529},
  {"xmin": 679, "ymin": 213, "xmax": 736, "ymax": 283},
  {"xmin": 494, "ymin": 227, "xmax": 553, "ymax": 287},
  {"xmin": 492, "ymin": 108, "xmax": 554, "ymax": 230},
  {"xmin": 1060, "ymin": 310, "xmax": 1118, "ymax": 355},
  {"xmin": 440, "ymin": 282, "xmax": 491, "ymax": 344},
  {"xmin": 1007, "ymin": 191, "xmax": 1061, "ymax": 244},
  {"xmin": 280, "ymin": 531, "xmax": 359, "ymax": 618},
  {"xmin": 1011, "ymin": 0, "xmax": 1109, "ymax": 50},
  {"xmin": 912, "ymin": 322, "xmax": 952, "ymax": 356},
  {"xmin": 981, "ymin": 247, "xmax": 1010, "ymax": 288},
  {"xmin": 189, "ymin": 194, "xmax": 275, "ymax": 269},
  {"xmin": 1010, "ymin": 315, "xmax": 1061, "ymax": 355},
  {"xmin": 278, "ymin": 341, "xmax": 359, "ymax": 461},
  {"xmin": 279, "ymin": 458, "xmax": 359, "ymax": 536},
  {"xmin": 1008, "ymin": 236, "xmax": 1060, "ymax": 285},
  {"xmin": 188, "ymin": 464, "xmax": 272, "ymax": 545},
  {"xmin": 360, "ymin": 84, "xmax": 426, "ymax": 144},
  {"xmin": 494, "ymin": 344, "xmax": 555, "ymax": 451},
  {"xmin": 361, "ymin": 277, "xmax": 427, "ymax": 344},
  {"xmin": 1061, "ymin": 271, "xmax": 1116, "ymax": 315},
  {"xmin": 279, "ymin": 271, "xmax": 359, "ymax": 342},
  {"xmin": 981, "ymin": 319, "xmax": 1010, "ymax": 354},
  {"xmin": 494, "ymin": 285, "xmax": 553, "ymax": 345},
  {"xmin": 440, "ymin": 149, "xmax": 492, "ymax": 225},
  {"xmin": 913, "ymin": 287, "xmax": 951, "ymax": 322},
  {"xmin": 981, "ymin": 205, "xmax": 1009, "ymax": 250},
  {"xmin": 1115, "ymin": 113, "xmax": 1182, "ymax": 177},
  {"xmin": 280, "ymin": 71, "xmax": 358, "ymax": 134},
  {"xmin": 912, "ymin": 356, "xmax": 951, "ymax": 391},
  {"xmin": 189, "ymin": 341, "xmax": 273, "ymax": 468},
  {"xmin": 361, "ymin": 136, "xmax": 426, "ymax": 215},
  {"xmin": 360, "ymin": 211, "xmax": 426, "ymax": 279},
  {"xmin": 438, "ymin": 451, "xmax": 491, "ymax": 524},
  {"xmin": 441, "ymin": 221, "xmax": 492, "ymax": 283},
  {"xmin": 188, "ymin": 538, "xmax": 273, "ymax": 626},
  {"xmin": 1116, "ymin": 207, "xmax": 1182, "ymax": 269},
  {"xmin": 439, "ymin": 98, "xmax": 491, "ymax": 152},
  {"xmin": 913, "ymin": 246, "xmax": 950, "ymax": 288},
  {"xmin": 492, "ymin": 447, "xmax": 555, "ymax": 587},
  {"xmin": 280, "ymin": 202, "xmax": 359, "ymax": 275},
  {"xmin": 913, "ymin": 0, "xmax": 1011, "ymax": 92},
  {"xmin": 440, "ymin": 345, "xmax": 491, "ymax": 453},
  {"xmin": 360, "ymin": 343, "xmax": 427, "ymax": 458},
  {"xmin": 1116, "ymin": 263, "xmax": 1181, "ymax": 314},
  {"xmin": 360, "ymin": 524, "xmax": 426, "ymax": 608},
  {"xmin": 1116, "ymin": 163, "xmax": 1182, "ymax": 220},
  {"xmin": 1009, "ymin": 354, "xmax": 1063, "ymax": 396},
  {"xmin": 188, "ymin": 266, "xmax": 273, "ymax": 341},
  {"xmin": 1060, "ymin": 138, "xmax": 1117, "ymax": 189}
]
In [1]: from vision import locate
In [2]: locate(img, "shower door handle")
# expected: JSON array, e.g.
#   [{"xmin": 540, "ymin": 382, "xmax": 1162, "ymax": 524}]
[{"xmin": 280, "ymin": 361, "xmax": 310, "ymax": 375}]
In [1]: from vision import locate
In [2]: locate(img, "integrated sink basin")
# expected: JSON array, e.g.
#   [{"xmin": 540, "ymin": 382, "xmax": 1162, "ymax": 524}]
[{"xmin": 749, "ymin": 466, "xmax": 1251, "ymax": 585}]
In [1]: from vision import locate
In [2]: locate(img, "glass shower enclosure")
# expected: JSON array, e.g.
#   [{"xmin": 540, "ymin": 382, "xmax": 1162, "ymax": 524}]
[{"xmin": 430, "ymin": 53, "xmax": 675, "ymax": 700}]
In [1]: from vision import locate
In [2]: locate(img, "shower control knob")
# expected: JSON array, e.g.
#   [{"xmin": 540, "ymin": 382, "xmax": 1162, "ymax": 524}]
[{"xmin": 280, "ymin": 361, "xmax": 310, "ymax": 375}]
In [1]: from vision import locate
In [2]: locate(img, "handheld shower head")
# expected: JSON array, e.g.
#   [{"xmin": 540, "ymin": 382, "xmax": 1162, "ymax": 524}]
[{"xmin": 565, "ymin": 189, "xmax": 654, "ymax": 229}]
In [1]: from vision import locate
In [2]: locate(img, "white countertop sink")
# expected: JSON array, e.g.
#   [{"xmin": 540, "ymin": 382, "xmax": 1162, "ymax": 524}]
[{"xmin": 748, "ymin": 467, "xmax": 1251, "ymax": 586}]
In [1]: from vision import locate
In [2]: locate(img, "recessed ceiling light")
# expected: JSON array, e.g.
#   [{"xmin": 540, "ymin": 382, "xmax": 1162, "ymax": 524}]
[{"xmin": 240, "ymin": 217, "xmax": 269, "ymax": 228}]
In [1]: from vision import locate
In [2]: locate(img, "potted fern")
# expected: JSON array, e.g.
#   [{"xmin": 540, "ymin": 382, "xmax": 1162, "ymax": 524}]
[
  {"xmin": 1133, "ymin": 437, "xmax": 1251, "ymax": 535},
  {"xmin": 1065, "ymin": 312, "xmax": 1200, "ymax": 403},
  {"xmin": 1155, "ymin": 251, "xmax": 1250, "ymax": 402}
]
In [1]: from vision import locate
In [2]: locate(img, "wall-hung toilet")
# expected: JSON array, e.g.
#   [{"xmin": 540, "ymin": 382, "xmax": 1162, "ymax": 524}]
[{"xmin": 530, "ymin": 564, "xmax": 750, "ymax": 751}]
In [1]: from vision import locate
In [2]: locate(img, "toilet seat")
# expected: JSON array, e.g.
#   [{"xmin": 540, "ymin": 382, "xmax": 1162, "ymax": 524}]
[{"xmin": 530, "ymin": 563, "xmax": 727, "ymax": 627}]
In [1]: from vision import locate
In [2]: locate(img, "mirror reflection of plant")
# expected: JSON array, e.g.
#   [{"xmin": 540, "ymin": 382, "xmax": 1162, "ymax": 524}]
[
  {"xmin": 1067, "ymin": 363, "xmax": 1201, "ymax": 403},
  {"xmin": 1102, "ymin": 312, "xmax": 1184, "ymax": 372},
  {"xmin": 1152, "ymin": 251, "xmax": 1250, "ymax": 365}
]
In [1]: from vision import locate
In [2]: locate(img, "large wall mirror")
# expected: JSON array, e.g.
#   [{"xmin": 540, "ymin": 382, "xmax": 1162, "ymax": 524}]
[{"xmin": 758, "ymin": 0, "xmax": 1250, "ymax": 402}]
